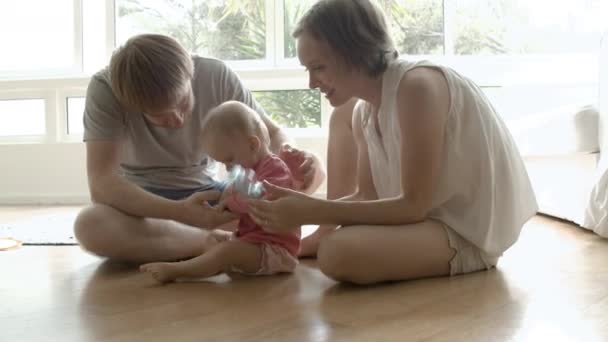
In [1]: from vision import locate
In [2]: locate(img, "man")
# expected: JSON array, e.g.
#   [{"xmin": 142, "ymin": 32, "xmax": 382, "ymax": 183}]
[{"xmin": 74, "ymin": 34, "xmax": 325, "ymax": 263}]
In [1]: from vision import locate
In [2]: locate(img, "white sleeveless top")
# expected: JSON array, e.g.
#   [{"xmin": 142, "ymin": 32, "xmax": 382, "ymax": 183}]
[{"xmin": 356, "ymin": 59, "xmax": 538, "ymax": 257}]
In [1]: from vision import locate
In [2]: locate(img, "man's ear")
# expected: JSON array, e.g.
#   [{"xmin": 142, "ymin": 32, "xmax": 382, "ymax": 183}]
[{"xmin": 248, "ymin": 135, "xmax": 261, "ymax": 152}]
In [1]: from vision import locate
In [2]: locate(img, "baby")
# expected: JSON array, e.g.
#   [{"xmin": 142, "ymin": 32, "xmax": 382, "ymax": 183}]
[{"xmin": 140, "ymin": 101, "xmax": 301, "ymax": 283}]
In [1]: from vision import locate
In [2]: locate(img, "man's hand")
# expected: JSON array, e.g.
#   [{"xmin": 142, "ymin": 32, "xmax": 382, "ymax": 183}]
[
  {"xmin": 174, "ymin": 190, "xmax": 237, "ymax": 229},
  {"xmin": 215, "ymin": 185, "xmax": 234, "ymax": 213}
]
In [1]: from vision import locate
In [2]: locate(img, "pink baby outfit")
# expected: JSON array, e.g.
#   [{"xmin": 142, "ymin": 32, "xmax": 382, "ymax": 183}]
[{"xmin": 225, "ymin": 154, "xmax": 301, "ymax": 275}]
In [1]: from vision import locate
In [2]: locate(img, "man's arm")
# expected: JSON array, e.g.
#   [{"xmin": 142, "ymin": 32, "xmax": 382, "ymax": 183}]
[
  {"xmin": 86, "ymin": 140, "xmax": 181, "ymax": 218},
  {"xmin": 261, "ymin": 114, "xmax": 291, "ymax": 155},
  {"xmin": 86, "ymin": 140, "xmax": 234, "ymax": 228}
]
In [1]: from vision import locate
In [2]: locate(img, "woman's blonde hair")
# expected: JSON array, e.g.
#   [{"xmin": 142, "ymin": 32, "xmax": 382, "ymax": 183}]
[
  {"xmin": 109, "ymin": 34, "xmax": 194, "ymax": 112},
  {"xmin": 293, "ymin": 0, "xmax": 397, "ymax": 77}
]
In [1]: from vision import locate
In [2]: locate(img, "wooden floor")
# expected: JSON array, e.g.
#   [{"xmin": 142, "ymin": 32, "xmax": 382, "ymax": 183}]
[{"xmin": 1, "ymin": 208, "xmax": 608, "ymax": 342}]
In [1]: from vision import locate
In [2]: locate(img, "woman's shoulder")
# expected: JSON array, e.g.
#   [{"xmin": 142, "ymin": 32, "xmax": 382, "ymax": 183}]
[
  {"xmin": 379, "ymin": 59, "xmax": 445, "ymax": 102},
  {"xmin": 396, "ymin": 63, "xmax": 450, "ymax": 103},
  {"xmin": 390, "ymin": 61, "xmax": 451, "ymax": 123},
  {"xmin": 399, "ymin": 60, "xmax": 445, "ymax": 83}
]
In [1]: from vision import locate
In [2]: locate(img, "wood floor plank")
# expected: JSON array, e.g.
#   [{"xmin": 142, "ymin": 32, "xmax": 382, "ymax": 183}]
[{"xmin": 1, "ymin": 209, "xmax": 607, "ymax": 341}]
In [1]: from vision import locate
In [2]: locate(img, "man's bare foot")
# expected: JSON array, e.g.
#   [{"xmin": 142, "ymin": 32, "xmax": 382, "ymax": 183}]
[
  {"xmin": 140, "ymin": 262, "xmax": 179, "ymax": 284},
  {"xmin": 299, "ymin": 226, "xmax": 335, "ymax": 258}
]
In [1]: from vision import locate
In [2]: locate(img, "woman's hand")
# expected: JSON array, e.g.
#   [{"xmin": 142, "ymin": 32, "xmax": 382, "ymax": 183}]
[{"xmin": 247, "ymin": 181, "xmax": 318, "ymax": 233}]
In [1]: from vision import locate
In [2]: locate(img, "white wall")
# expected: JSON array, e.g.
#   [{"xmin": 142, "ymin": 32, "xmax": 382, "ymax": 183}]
[
  {"xmin": 0, "ymin": 143, "xmax": 88, "ymax": 204},
  {"xmin": 0, "ymin": 136, "xmax": 327, "ymax": 205}
]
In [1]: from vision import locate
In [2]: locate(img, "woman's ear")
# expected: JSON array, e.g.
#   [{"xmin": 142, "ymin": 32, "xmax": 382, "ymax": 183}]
[{"xmin": 248, "ymin": 135, "xmax": 261, "ymax": 152}]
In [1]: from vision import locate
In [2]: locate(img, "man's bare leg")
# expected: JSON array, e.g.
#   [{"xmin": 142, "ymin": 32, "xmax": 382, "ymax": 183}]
[
  {"xmin": 140, "ymin": 239, "xmax": 262, "ymax": 284},
  {"xmin": 74, "ymin": 204, "xmax": 237, "ymax": 264}
]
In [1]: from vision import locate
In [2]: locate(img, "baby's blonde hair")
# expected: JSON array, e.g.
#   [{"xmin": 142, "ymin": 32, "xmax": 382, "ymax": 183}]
[
  {"xmin": 109, "ymin": 34, "xmax": 194, "ymax": 112},
  {"xmin": 202, "ymin": 101, "xmax": 270, "ymax": 146}
]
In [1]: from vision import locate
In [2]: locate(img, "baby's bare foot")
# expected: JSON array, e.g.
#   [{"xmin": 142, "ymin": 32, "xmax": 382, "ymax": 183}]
[{"xmin": 140, "ymin": 263, "xmax": 178, "ymax": 284}]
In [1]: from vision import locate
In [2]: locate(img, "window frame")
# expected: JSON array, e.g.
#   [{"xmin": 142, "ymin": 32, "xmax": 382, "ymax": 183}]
[
  {"xmin": 0, "ymin": 91, "xmax": 50, "ymax": 143},
  {"xmin": 61, "ymin": 90, "xmax": 88, "ymax": 142}
]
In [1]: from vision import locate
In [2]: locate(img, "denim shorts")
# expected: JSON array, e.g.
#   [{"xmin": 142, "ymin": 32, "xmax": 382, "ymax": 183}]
[{"xmin": 143, "ymin": 181, "xmax": 226, "ymax": 203}]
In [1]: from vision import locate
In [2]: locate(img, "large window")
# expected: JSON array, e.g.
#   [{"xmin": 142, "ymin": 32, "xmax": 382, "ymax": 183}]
[
  {"xmin": 115, "ymin": 0, "xmax": 323, "ymax": 129},
  {"xmin": 283, "ymin": 0, "xmax": 316, "ymax": 58},
  {"xmin": 267, "ymin": 0, "xmax": 604, "ymax": 60},
  {"xmin": 379, "ymin": 0, "xmax": 445, "ymax": 55},
  {"xmin": 254, "ymin": 89, "xmax": 321, "ymax": 128},
  {"xmin": 379, "ymin": 0, "xmax": 604, "ymax": 57},
  {"xmin": 116, "ymin": 0, "xmax": 267, "ymax": 62},
  {"xmin": 452, "ymin": 0, "xmax": 604, "ymax": 55},
  {"xmin": 0, "ymin": 0, "xmax": 81, "ymax": 78},
  {"xmin": 0, "ymin": 0, "xmax": 605, "ymax": 140}
]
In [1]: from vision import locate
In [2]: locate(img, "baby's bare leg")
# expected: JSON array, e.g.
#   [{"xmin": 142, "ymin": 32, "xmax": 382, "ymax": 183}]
[{"xmin": 140, "ymin": 239, "xmax": 262, "ymax": 284}]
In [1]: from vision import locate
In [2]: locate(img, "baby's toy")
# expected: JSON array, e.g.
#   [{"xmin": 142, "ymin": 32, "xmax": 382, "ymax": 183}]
[{"xmin": 226, "ymin": 165, "xmax": 264, "ymax": 198}]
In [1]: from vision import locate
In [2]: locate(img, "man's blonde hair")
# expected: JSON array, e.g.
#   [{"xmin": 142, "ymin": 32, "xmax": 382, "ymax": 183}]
[{"xmin": 109, "ymin": 34, "xmax": 194, "ymax": 112}]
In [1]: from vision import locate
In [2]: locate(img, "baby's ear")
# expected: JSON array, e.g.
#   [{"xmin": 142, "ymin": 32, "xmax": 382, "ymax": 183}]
[{"xmin": 248, "ymin": 135, "xmax": 261, "ymax": 152}]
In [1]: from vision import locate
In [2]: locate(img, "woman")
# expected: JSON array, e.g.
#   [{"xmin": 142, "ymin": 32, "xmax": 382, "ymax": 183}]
[{"xmin": 250, "ymin": 0, "xmax": 537, "ymax": 284}]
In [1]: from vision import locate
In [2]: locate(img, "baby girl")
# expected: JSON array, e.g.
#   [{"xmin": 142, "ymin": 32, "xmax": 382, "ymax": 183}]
[{"xmin": 140, "ymin": 101, "xmax": 301, "ymax": 283}]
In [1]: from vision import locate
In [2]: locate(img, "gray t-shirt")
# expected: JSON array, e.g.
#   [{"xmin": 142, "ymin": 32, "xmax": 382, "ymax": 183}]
[{"xmin": 83, "ymin": 56, "xmax": 267, "ymax": 190}]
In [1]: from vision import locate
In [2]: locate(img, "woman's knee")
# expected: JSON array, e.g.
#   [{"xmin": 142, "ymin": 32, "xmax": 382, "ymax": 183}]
[{"xmin": 317, "ymin": 230, "xmax": 371, "ymax": 284}]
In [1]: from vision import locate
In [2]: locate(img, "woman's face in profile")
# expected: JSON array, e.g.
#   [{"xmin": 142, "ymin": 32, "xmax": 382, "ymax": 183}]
[{"xmin": 296, "ymin": 31, "xmax": 353, "ymax": 107}]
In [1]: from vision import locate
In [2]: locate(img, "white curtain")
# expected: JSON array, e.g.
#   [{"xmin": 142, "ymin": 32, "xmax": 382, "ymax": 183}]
[{"xmin": 584, "ymin": 30, "xmax": 608, "ymax": 238}]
